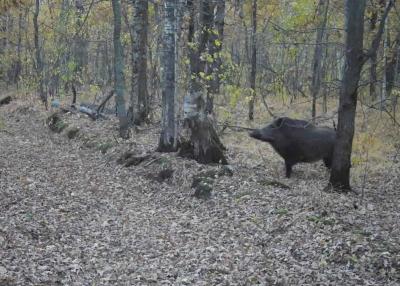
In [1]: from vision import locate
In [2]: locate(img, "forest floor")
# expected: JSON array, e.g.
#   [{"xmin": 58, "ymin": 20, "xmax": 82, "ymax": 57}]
[{"xmin": 0, "ymin": 97, "xmax": 399, "ymax": 286}]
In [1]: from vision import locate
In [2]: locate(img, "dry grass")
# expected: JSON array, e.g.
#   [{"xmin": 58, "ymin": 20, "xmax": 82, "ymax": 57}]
[{"xmin": 220, "ymin": 92, "xmax": 399, "ymax": 185}]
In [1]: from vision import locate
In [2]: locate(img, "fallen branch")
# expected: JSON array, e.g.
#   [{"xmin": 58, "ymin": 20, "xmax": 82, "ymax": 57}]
[
  {"xmin": 78, "ymin": 105, "xmax": 98, "ymax": 120},
  {"xmin": 216, "ymin": 123, "xmax": 256, "ymax": 132},
  {"xmin": 97, "ymin": 90, "xmax": 115, "ymax": 114},
  {"xmin": 71, "ymin": 84, "xmax": 77, "ymax": 107}
]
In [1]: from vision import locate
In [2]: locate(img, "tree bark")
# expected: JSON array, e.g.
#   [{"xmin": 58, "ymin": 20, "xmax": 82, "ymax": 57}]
[
  {"xmin": 179, "ymin": 0, "xmax": 227, "ymax": 165},
  {"xmin": 33, "ymin": 0, "xmax": 46, "ymax": 107},
  {"xmin": 329, "ymin": 0, "xmax": 366, "ymax": 191},
  {"xmin": 158, "ymin": 0, "xmax": 177, "ymax": 152},
  {"xmin": 321, "ymin": 29, "xmax": 330, "ymax": 113},
  {"xmin": 310, "ymin": 0, "xmax": 329, "ymax": 121},
  {"xmin": 131, "ymin": 0, "xmax": 149, "ymax": 125},
  {"xmin": 329, "ymin": 0, "xmax": 393, "ymax": 191},
  {"xmin": 369, "ymin": 53, "xmax": 378, "ymax": 99},
  {"xmin": 206, "ymin": 0, "xmax": 226, "ymax": 114},
  {"xmin": 381, "ymin": 15, "xmax": 389, "ymax": 110},
  {"xmin": 369, "ymin": 0, "xmax": 386, "ymax": 100},
  {"xmin": 248, "ymin": 0, "xmax": 257, "ymax": 121},
  {"xmin": 386, "ymin": 30, "xmax": 400, "ymax": 98},
  {"xmin": 74, "ymin": 0, "xmax": 89, "ymax": 81},
  {"xmin": 112, "ymin": 0, "xmax": 129, "ymax": 138}
]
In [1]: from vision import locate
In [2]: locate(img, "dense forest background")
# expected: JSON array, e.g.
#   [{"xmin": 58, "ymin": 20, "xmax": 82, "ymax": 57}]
[
  {"xmin": 2, "ymin": 0, "xmax": 400, "ymax": 190},
  {"xmin": 1, "ymin": 1, "xmax": 400, "ymax": 285},
  {"xmin": 1, "ymin": 0, "xmax": 399, "ymax": 113}
]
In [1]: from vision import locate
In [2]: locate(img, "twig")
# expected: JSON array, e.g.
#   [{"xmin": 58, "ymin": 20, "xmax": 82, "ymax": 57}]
[
  {"xmin": 0, "ymin": 129, "xmax": 15, "ymax": 136},
  {"xmin": 143, "ymin": 157, "xmax": 162, "ymax": 167},
  {"xmin": 112, "ymin": 134, "xmax": 120, "ymax": 145},
  {"xmin": 216, "ymin": 123, "xmax": 255, "ymax": 131}
]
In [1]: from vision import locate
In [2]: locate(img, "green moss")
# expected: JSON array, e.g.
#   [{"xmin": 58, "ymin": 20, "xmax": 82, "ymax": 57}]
[
  {"xmin": 275, "ymin": 208, "xmax": 289, "ymax": 216},
  {"xmin": 54, "ymin": 120, "xmax": 67, "ymax": 133},
  {"xmin": 97, "ymin": 142, "xmax": 113, "ymax": 154},
  {"xmin": 66, "ymin": 127, "xmax": 80, "ymax": 139}
]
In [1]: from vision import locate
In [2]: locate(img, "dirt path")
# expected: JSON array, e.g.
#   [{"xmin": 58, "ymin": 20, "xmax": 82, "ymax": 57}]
[{"xmin": 1, "ymin": 102, "xmax": 399, "ymax": 285}]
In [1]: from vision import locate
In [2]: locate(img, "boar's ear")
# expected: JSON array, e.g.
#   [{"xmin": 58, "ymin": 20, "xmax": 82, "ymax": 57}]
[{"xmin": 275, "ymin": 117, "xmax": 284, "ymax": 128}]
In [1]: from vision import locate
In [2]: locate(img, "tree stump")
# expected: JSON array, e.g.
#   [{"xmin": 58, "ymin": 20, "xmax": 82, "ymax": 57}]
[{"xmin": 0, "ymin": 95, "xmax": 12, "ymax": 106}]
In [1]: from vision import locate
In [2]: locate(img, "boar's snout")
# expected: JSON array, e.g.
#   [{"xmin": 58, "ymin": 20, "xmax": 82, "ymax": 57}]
[
  {"xmin": 249, "ymin": 129, "xmax": 261, "ymax": 140},
  {"xmin": 249, "ymin": 128, "xmax": 274, "ymax": 142}
]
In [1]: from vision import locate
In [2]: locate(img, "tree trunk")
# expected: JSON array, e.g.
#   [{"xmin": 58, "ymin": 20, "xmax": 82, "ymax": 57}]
[
  {"xmin": 248, "ymin": 0, "xmax": 257, "ymax": 121},
  {"xmin": 74, "ymin": 0, "xmax": 89, "ymax": 85},
  {"xmin": 329, "ymin": 0, "xmax": 366, "ymax": 191},
  {"xmin": 329, "ymin": 0, "xmax": 393, "ymax": 191},
  {"xmin": 158, "ymin": 0, "xmax": 177, "ymax": 152},
  {"xmin": 112, "ymin": 0, "xmax": 129, "ymax": 138},
  {"xmin": 14, "ymin": 9, "xmax": 23, "ymax": 88},
  {"xmin": 368, "ymin": 1, "xmax": 378, "ymax": 99},
  {"xmin": 310, "ymin": 0, "xmax": 329, "ymax": 121},
  {"xmin": 131, "ymin": 0, "xmax": 149, "ymax": 125},
  {"xmin": 321, "ymin": 29, "xmax": 330, "ymax": 113},
  {"xmin": 369, "ymin": 53, "xmax": 378, "ymax": 99},
  {"xmin": 392, "ymin": 48, "xmax": 399, "ymax": 121},
  {"xmin": 385, "ymin": 30, "xmax": 400, "ymax": 98},
  {"xmin": 381, "ymin": 15, "xmax": 389, "ymax": 111},
  {"xmin": 179, "ymin": 0, "xmax": 227, "ymax": 165},
  {"xmin": 33, "ymin": 0, "xmax": 46, "ymax": 107},
  {"xmin": 369, "ymin": 0, "xmax": 386, "ymax": 100},
  {"xmin": 206, "ymin": 0, "xmax": 226, "ymax": 114}
]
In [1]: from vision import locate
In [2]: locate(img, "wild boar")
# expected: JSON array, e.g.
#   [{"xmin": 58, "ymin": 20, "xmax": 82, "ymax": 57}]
[{"xmin": 249, "ymin": 117, "xmax": 336, "ymax": 178}]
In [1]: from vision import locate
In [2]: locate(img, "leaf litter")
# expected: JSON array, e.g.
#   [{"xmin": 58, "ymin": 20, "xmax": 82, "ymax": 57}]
[{"xmin": 0, "ymin": 100, "xmax": 399, "ymax": 285}]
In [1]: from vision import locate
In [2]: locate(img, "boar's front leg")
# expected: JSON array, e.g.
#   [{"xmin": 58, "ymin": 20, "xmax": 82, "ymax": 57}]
[{"xmin": 285, "ymin": 161, "xmax": 294, "ymax": 178}]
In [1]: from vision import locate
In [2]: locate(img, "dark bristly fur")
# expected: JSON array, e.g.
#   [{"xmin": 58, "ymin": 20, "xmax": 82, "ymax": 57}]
[{"xmin": 249, "ymin": 117, "xmax": 336, "ymax": 178}]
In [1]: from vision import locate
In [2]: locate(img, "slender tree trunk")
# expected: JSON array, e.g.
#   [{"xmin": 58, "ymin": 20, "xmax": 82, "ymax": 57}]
[
  {"xmin": 248, "ymin": 0, "xmax": 257, "ymax": 121},
  {"xmin": 329, "ymin": 0, "xmax": 366, "ymax": 191},
  {"xmin": 392, "ymin": 48, "xmax": 399, "ymax": 122},
  {"xmin": 33, "ymin": 0, "xmax": 46, "ymax": 107},
  {"xmin": 158, "ymin": 0, "xmax": 177, "ymax": 151},
  {"xmin": 14, "ymin": 9, "xmax": 23, "ymax": 88},
  {"xmin": 329, "ymin": 0, "xmax": 393, "ymax": 191},
  {"xmin": 381, "ymin": 15, "xmax": 389, "ymax": 111},
  {"xmin": 386, "ymin": 30, "xmax": 400, "ymax": 98},
  {"xmin": 322, "ymin": 30, "xmax": 330, "ymax": 113},
  {"xmin": 369, "ymin": 53, "xmax": 378, "ymax": 99},
  {"xmin": 369, "ymin": 0, "xmax": 386, "ymax": 100},
  {"xmin": 74, "ymin": 0, "xmax": 89, "ymax": 81},
  {"xmin": 102, "ymin": 40, "xmax": 112, "ymax": 86},
  {"xmin": 112, "ymin": 0, "xmax": 129, "ymax": 138},
  {"xmin": 206, "ymin": 0, "xmax": 226, "ymax": 114},
  {"xmin": 311, "ymin": 0, "xmax": 329, "ymax": 121},
  {"xmin": 179, "ymin": 0, "xmax": 227, "ymax": 164},
  {"xmin": 131, "ymin": 0, "xmax": 149, "ymax": 125}
]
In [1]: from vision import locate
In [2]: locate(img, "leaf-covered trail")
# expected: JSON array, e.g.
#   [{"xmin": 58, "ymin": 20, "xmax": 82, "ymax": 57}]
[
  {"xmin": 1, "ymin": 103, "xmax": 399, "ymax": 285},
  {"xmin": 0, "ymin": 107, "xmax": 171, "ymax": 284}
]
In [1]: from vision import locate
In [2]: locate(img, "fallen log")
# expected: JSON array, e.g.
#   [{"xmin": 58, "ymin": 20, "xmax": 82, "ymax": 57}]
[{"xmin": 78, "ymin": 105, "xmax": 98, "ymax": 120}]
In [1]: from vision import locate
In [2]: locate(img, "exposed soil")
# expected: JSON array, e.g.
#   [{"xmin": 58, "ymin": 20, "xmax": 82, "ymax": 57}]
[{"xmin": 1, "ymin": 100, "xmax": 399, "ymax": 285}]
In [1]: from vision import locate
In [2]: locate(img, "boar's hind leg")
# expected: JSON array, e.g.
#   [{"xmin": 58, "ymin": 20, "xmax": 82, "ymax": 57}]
[
  {"xmin": 323, "ymin": 157, "xmax": 332, "ymax": 168},
  {"xmin": 285, "ymin": 161, "xmax": 293, "ymax": 178}
]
